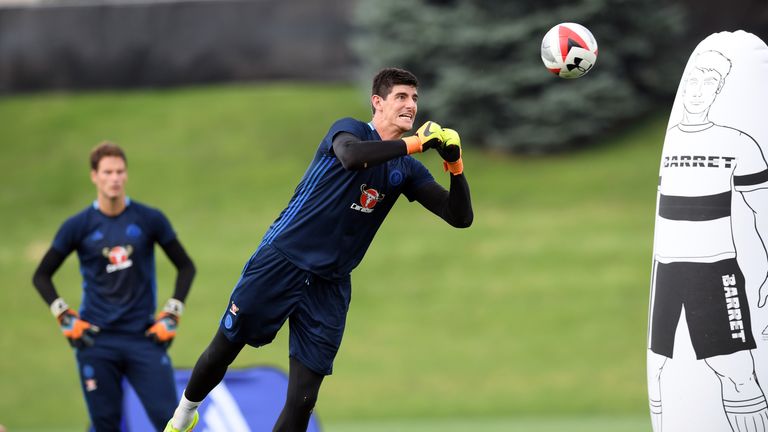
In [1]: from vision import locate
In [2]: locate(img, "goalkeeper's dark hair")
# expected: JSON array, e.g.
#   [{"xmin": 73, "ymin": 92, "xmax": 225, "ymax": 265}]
[
  {"xmin": 371, "ymin": 68, "xmax": 419, "ymax": 114},
  {"xmin": 90, "ymin": 141, "xmax": 126, "ymax": 170}
]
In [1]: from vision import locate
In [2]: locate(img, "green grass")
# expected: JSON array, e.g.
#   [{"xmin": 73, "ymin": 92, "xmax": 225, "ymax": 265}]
[
  {"xmin": 6, "ymin": 416, "xmax": 651, "ymax": 432},
  {"xmin": 327, "ymin": 416, "xmax": 651, "ymax": 432},
  {"xmin": 0, "ymin": 83, "xmax": 660, "ymax": 429}
]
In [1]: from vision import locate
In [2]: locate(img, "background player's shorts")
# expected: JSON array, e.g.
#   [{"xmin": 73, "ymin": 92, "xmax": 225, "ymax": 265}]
[
  {"xmin": 220, "ymin": 244, "xmax": 351, "ymax": 375},
  {"xmin": 76, "ymin": 332, "xmax": 177, "ymax": 430},
  {"xmin": 649, "ymin": 258, "xmax": 755, "ymax": 359}
]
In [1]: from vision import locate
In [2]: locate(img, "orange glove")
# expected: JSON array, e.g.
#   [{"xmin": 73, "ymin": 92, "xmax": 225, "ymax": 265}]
[
  {"xmin": 146, "ymin": 298, "xmax": 184, "ymax": 347},
  {"xmin": 51, "ymin": 298, "xmax": 99, "ymax": 348},
  {"xmin": 146, "ymin": 312, "xmax": 178, "ymax": 346}
]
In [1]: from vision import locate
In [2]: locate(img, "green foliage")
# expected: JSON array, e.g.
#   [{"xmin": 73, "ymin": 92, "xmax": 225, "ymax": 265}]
[{"xmin": 353, "ymin": 0, "xmax": 688, "ymax": 153}]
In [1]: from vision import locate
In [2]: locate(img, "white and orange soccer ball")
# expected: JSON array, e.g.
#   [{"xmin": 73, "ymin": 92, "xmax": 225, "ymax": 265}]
[{"xmin": 540, "ymin": 22, "xmax": 598, "ymax": 79}]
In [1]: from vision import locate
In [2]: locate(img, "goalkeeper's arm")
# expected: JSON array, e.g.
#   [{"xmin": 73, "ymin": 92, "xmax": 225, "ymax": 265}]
[
  {"xmin": 32, "ymin": 247, "xmax": 67, "ymax": 305},
  {"xmin": 33, "ymin": 248, "xmax": 99, "ymax": 347},
  {"xmin": 332, "ymin": 132, "xmax": 408, "ymax": 170},
  {"xmin": 332, "ymin": 121, "xmax": 445, "ymax": 170},
  {"xmin": 412, "ymin": 174, "xmax": 473, "ymax": 228},
  {"xmin": 159, "ymin": 238, "xmax": 196, "ymax": 303},
  {"xmin": 146, "ymin": 239, "xmax": 196, "ymax": 346}
]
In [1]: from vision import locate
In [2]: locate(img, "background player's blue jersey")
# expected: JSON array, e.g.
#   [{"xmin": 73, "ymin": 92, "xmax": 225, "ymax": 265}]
[
  {"xmin": 52, "ymin": 199, "xmax": 176, "ymax": 333},
  {"xmin": 264, "ymin": 117, "xmax": 434, "ymax": 280}
]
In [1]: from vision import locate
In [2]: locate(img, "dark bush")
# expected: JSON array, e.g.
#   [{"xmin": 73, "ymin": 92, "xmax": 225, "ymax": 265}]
[{"xmin": 353, "ymin": 0, "xmax": 689, "ymax": 153}]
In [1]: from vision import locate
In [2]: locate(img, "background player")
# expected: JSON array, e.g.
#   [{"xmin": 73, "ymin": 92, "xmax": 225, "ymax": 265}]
[
  {"xmin": 165, "ymin": 67, "xmax": 473, "ymax": 432},
  {"xmin": 32, "ymin": 142, "xmax": 196, "ymax": 431}
]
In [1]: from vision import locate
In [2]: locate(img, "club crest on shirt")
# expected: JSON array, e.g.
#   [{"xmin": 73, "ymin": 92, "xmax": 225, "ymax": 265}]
[
  {"xmin": 102, "ymin": 245, "xmax": 134, "ymax": 273},
  {"xmin": 350, "ymin": 184, "xmax": 385, "ymax": 213}
]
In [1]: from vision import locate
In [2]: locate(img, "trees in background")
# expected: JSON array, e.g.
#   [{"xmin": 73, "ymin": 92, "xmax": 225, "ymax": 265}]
[{"xmin": 353, "ymin": 0, "xmax": 690, "ymax": 153}]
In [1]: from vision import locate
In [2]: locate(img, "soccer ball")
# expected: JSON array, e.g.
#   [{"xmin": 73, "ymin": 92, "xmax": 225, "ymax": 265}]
[{"xmin": 540, "ymin": 22, "xmax": 598, "ymax": 79}]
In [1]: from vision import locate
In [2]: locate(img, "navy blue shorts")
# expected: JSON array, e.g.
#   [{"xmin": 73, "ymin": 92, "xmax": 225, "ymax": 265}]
[
  {"xmin": 76, "ymin": 332, "xmax": 177, "ymax": 431},
  {"xmin": 220, "ymin": 244, "xmax": 352, "ymax": 375}
]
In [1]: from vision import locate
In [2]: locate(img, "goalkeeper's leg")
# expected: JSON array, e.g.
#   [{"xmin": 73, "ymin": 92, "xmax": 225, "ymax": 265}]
[
  {"xmin": 76, "ymin": 337, "xmax": 124, "ymax": 431},
  {"xmin": 273, "ymin": 356, "xmax": 324, "ymax": 432},
  {"xmin": 126, "ymin": 338, "xmax": 177, "ymax": 430},
  {"xmin": 168, "ymin": 329, "xmax": 245, "ymax": 430}
]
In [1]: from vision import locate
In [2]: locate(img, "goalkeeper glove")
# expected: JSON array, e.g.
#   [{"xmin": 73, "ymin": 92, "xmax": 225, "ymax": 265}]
[
  {"xmin": 146, "ymin": 298, "xmax": 184, "ymax": 347},
  {"xmin": 50, "ymin": 298, "xmax": 99, "ymax": 348},
  {"xmin": 437, "ymin": 128, "xmax": 463, "ymax": 175},
  {"xmin": 403, "ymin": 121, "xmax": 444, "ymax": 154}
]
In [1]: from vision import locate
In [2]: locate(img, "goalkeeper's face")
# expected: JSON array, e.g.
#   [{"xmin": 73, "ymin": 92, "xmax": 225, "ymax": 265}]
[
  {"xmin": 376, "ymin": 84, "xmax": 418, "ymax": 135},
  {"xmin": 91, "ymin": 156, "xmax": 127, "ymax": 201}
]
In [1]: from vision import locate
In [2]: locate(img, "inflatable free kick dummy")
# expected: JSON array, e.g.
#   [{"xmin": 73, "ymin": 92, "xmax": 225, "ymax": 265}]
[{"xmin": 648, "ymin": 31, "xmax": 768, "ymax": 432}]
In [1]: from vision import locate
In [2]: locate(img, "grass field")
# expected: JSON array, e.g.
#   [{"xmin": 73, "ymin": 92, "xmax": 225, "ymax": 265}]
[
  {"xmin": 0, "ymin": 83, "xmax": 660, "ymax": 430},
  {"xmin": 8, "ymin": 416, "xmax": 652, "ymax": 432}
]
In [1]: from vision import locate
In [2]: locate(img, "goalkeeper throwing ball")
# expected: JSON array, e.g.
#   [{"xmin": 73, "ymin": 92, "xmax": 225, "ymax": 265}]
[
  {"xmin": 165, "ymin": 67, "xmax": 473, "ymax": 432},
  {"xmin": 32, "ymin": 142, "xmax": 197, "ymax": 431}
]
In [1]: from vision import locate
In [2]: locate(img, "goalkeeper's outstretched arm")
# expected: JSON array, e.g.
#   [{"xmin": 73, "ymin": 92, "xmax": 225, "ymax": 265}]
[
  {"xmin": 332, "ymin": 121, "xmax": 446, "ymax": 170},
  {"xmin": 332, "ymin": 132, "xmax": 408, "ymax": 170}
]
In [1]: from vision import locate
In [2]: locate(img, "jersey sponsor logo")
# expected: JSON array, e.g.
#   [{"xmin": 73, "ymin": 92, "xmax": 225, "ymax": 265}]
[
  {"xmin": 723, "ymin": 274, "xmax": 747, "ymax": 342},
  {"xmin": 102, "ymin": 245, "xmax": 134, "ymax": 273},
  {"xmin": 350, "ymin": 184, "xmax": 385, "ymax": 213},
  {"xmin": 229, "ymin": 302, "xmax": 239, "ymax": 316},
  {"xmin": 663, "ymin": 155, "xmax": 735, "ymax": 168}
]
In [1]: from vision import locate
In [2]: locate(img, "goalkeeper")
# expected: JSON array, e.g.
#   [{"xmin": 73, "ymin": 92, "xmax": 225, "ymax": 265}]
[
  {"xmin": 32, "ymin": 142, "xmax": 196, "ymax": 431},
  {"xmin": 165, "ymin": 67, "xmax": 473, "ymax": 432}
]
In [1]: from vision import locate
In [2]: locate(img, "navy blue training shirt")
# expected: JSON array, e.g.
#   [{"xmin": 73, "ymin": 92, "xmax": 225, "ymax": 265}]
[
  {"xmin": 51, "ymin": 199, "xmax": 176, "ymax": 333},
  {"xmin": 263, "ymin": 117, "xmax": 434, "ymax": 280}
]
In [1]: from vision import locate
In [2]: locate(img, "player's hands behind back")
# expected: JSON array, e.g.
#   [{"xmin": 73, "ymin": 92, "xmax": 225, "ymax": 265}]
[
  {"xmin": 51, "ymin": 298, "xmax": 99, "ymax": 348},
  {"xmin": 146, "ymin": 298, "xmax": 184, "ymax": 347}
]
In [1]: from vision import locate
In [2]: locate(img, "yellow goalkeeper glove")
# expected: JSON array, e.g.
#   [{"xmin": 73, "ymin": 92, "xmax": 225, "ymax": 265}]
[
  {"xmin": 403, "ymin": 121, "xmax": 444, "ymax": 154},
  {"xmin": 437, "ymin": 128, "xmax": 463, "ymax": 175}
]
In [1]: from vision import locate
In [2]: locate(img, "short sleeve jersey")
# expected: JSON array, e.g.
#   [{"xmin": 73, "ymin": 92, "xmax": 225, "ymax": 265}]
[
  {"xmin": 51, "ymin": 199, "xmax": 176, "ymax": 333},
  {"xmin": 654, "ymin": 122, "xmax": 768, "ymax": 262},
  {"xmin": 263, "ymin": 117, "xmax": 435, "ymax": 280}
]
